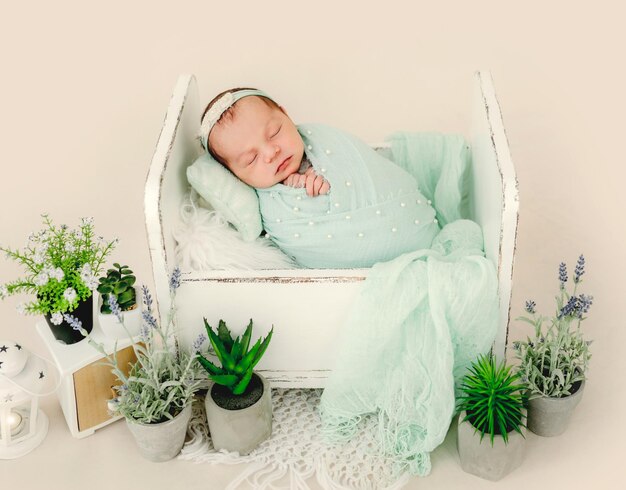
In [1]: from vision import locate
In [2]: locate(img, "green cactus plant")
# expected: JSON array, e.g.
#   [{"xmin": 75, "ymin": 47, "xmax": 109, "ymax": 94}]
[
  {"xmin": 97, "ymin": 263, "xmax": 137, "ymax": 314},
  {"xmin": 196, "ymin": 319, "xmax": 273, "ymax": 395}
]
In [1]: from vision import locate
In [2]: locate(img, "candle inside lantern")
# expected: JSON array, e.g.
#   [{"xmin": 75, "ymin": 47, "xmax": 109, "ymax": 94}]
[{"xmin": 4, "ymin": 410, "xmax": 24, "ymax": 436}]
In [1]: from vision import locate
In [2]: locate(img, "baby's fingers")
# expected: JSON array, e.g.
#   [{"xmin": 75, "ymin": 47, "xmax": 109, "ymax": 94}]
[
  {"xmin": 305, "ymin": 174, "xmax": 317, "ymax": 197},
  {"xmin": 319, "ymin": 180, "xmax": 330, "ymax": 195},
  {"xmin": 311, "ymin": 175, "xmax": 329, "ymax": 197}
]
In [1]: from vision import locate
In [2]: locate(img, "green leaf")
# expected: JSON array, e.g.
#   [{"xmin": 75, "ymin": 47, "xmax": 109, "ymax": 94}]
[
  {"xmin": 118, "ymin": 289, "xmax": 134, "ymax": 303},
  {"xmin": 235, "ymin": 339, "xmax": 261, "ymax": 374},
  {"xmin": 250, "ymin": 327, "xmax": 273, "ymax": 369},
  {"xmin": 108, "ymin": 270, "xmax": 121, "ymax": 280},
  {"xmin": 240, "ymin": 319, "xmax": 253, "ymax": 354},
  {"xmin": 217, "ymin": 319, "xmax": 234, "ymax": 351},
  {"xmin": 210, "ymin": 374, "xmax": 239, "ymax": 387},
  {"xmin": 232, "ymin": 367, "xmax": 254, "ymax": 395},
  {"xmin": 204, "ymin": 319, "xmax": 227, "ymax": 367},
  {"xmin": 231, "ymin": 337, "xmax": 242, "ymax": 362},
  {"xmin": 196, "ymin": 354, "xmax": 224, "ymax": 376}
]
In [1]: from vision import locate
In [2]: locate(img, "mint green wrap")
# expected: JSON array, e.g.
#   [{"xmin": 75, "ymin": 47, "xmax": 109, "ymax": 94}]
[
  {"xmin": 319, "ymin": 132, "xmax": 499, "ymax": 478},
  {"xmin": 256, "ymin": 124, "xmax": 440, "ymax": 268}
]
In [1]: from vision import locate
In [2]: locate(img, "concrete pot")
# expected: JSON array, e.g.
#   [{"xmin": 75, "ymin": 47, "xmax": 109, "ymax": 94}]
[
  {"xmin": 98, "ymin": 291, "xmax": 142, "ymax": 340},
  {"xmin": 457, "ymin": 411, "xmax": 527, "ymax": 481},
  {"xmin": 528, "ymin": 380, "xmax": 585, "ymax": 437},
  {"xmin": 205, "ymin": 372, "xmax": 272, "ymax": 455},
  {"xmin": 125, "ymin": 404, "xmax": 192, "ymax": 462}
]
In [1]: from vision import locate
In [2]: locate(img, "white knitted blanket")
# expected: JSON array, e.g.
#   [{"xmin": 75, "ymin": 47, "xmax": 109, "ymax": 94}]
[{"xmin": 178, "ymin": 389, "xmax": 410, "ymax": 490}]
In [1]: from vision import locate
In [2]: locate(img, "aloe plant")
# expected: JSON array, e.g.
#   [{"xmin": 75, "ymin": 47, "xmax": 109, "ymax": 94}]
[
  {"xmin": 457, "ymin": 353, "xmax": 527, "ymax": 446},
  {"xmin": 97, "ymin": 263, "xmax": 136, "ymax": 314},
  {"xmin": 196, "ymin": 319, "xmax": 273, "ymax": 395}
]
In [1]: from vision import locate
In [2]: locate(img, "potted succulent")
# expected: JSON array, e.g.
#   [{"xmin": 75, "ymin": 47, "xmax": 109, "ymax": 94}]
[
  {"xmin": 456, "ymin": 353, "xmax": 527, "ymax": 481},
  {"xmin": 0, "ymin": 214, "xmax": 116, "ymax": 344},
  {"xmin": 196, "ymin": 318, "xmax": 274, "ymax": 455},
  {"xmin": 513, "ymin": 254, "xmax": 592, "ymax": 437},
  {"xmin": 96, "ymin": 263, "xmax": 141, "ymax": 339},
  {"xmin": 88, "ymin": 268, "xmax": 203, "ymax": 462}
]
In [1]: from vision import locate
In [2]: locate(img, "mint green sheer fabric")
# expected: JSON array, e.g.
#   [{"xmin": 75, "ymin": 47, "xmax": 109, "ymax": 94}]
[
  {"xmin": 257, "ymin": 124, "xmax": 440, "ymax": 268},
  {"xmin": 319, "ymin": 133, "xmax": 499, "ymax": 477}
]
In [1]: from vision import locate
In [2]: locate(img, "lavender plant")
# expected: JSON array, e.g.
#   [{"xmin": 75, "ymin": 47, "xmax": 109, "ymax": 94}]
[
  {"xmin": 0, "ymin": 214, "xmax": 116, "ymax": 322},
  {"xmin": 513, "ymin": 255, "xmax": 593, "ymax": 398},
  {"xmin": 89, "ymin": 268, "xmax": 202, "ymax": 423}
]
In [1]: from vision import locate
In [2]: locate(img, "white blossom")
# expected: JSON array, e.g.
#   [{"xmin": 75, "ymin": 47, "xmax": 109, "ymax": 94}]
[
  {"xmin": 50, "ymin": 312, "xmax": 64, "ymax": 325},
  {"xmin": 81, "ymin": 217, "xmax": 94, "ymax": 226},
  {"xmin": 80, "ymin": 263, "xmax": 92, "ymax": 277},
  {"xmin": 34, "ymin": 244, "xmax": 49, "ymax": 264},
  {"xmin": 63, "ymin": 287, "xmax": 77, "ymax": 303},
  {"xmin": 26, "ymin": 232, "xmax": 38, "ymax": 248},
  {"xmin": 51, "ymin": 267, "xmax": 64, "ymax": 281},
  {"xmin": 16, "ymin": 303, "xmax": 26, "ymax": 315},
  {"xmin": 86, "ymin": 277, "xmax": 99, "ymax": 290},
  {"xmin": 34, "ymin": 272, "xmax": 49, "ymax": 287},
  {"xmin": 64, "ymin": 242, "xmax": 75, "ymax": 253},
  {"xmin": 80, "ymin": 263, "xmax": 98, "ymax": 289},
  {"xmin": 0, "ymin": 285, "xmax": 8, "ymax": 298}
]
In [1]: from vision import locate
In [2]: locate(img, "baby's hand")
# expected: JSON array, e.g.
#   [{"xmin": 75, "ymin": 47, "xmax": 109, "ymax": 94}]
[{"xmin": 282, "ymin": 167, "xmax": 330, "ymax": 197}]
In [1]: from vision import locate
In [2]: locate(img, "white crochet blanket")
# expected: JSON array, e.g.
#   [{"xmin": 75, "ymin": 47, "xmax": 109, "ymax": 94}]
[{"xmin": 179, "ymin": 389, "xmax": 411, "ymax": 490}]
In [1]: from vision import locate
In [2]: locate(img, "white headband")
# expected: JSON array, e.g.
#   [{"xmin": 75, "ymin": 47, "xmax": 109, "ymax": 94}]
[{"xmin": 198, "ymin": 89, "xmax": 275, "ymax": 151}]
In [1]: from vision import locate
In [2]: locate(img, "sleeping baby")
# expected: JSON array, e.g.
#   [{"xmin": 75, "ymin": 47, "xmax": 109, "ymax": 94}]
[{"xmin": 194, "ymin": 88, "xmax": 440, "ymax": 269}]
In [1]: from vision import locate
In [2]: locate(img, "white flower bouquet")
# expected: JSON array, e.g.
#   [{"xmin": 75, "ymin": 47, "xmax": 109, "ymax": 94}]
[{"xmin": 0, "ymin": 214, "xmax": 116, "ymax": 323}]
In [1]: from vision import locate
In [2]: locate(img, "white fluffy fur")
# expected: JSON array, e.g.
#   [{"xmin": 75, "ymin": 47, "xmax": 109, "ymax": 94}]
[{"xmin": 173, "ymin": 192, "xmax": 297, "ymax": 271}]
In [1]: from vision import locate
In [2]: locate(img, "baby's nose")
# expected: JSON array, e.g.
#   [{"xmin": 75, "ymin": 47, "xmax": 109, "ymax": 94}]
[{"xmin": 264, "ymin": 145, "xmax": 280, "ymax": 163}]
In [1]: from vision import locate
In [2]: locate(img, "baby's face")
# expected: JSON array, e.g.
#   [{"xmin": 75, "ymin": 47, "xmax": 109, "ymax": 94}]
[{"xmin": 209, "ymin": 97, "xmax": 304, "ymax": 189}]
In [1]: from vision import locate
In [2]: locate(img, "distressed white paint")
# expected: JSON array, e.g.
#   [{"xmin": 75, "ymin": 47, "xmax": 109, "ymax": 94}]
[
  {"xmin": 144, "ymin": 72, "xmax": 518, "ymax": 387},
  {"xmin": 470, "ymin": 72, "xmax": 520, "ymax": 359}
]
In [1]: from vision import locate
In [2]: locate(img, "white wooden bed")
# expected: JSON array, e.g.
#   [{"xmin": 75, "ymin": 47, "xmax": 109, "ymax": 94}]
[{"xmin": 144, "ymin": 72, "xmax": 519, "ymax": 388}]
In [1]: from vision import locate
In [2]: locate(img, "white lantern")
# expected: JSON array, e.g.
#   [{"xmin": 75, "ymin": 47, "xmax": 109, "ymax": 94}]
[{"xmin": 0, "ymin": 340, "xmax": 49, "ymax": 459}]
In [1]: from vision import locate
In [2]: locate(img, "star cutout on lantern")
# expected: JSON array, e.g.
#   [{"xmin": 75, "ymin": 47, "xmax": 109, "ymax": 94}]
[
  {"xmin": 39, "ymin": 371, "xmax": 45, "ymax": 379},
  {"xmin": 15, "ymin": 344, "xmax": 22, "ymax": 350},
  {"xmin": 0, "ymin": 361, "xmax": 3, "ymax": 369},
  {"xmin": 4, "ymin": 394, "xmax": 13, "ymax": 402},
  {"xmin": 0, "ymin": 345, "xmax": 7, "ymax": 353}
]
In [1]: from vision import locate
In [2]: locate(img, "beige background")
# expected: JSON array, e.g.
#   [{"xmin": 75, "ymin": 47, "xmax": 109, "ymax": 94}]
[{"xmin": 1, "ymin": 1, "xmax": 624, "ymax": 488}]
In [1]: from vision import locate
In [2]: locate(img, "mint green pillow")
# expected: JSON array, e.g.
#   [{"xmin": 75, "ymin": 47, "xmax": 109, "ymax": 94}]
[{"xmin": 186, "ymin": 154, "xmax": 263, "ymax": 242}]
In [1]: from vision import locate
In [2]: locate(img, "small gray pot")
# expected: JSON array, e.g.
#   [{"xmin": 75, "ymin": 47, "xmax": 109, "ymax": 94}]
[
  {"xmin": 205, "ymin": 372, "xmax": 272, "ymax": 455},
  {"xmin": 528, "ymin": 380, "xmax": 585, "ymax": 437},
  {"xmin": 457, "ymin": 411, "xmax": 527, "ymax": 481},
  {"xmin": 125, "ymin": 404, "xmax": 192, "ymax": 462}
]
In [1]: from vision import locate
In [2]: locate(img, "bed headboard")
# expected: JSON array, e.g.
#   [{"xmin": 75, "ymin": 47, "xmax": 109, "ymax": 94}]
[
  {"xmin": 144, "ymin": 72, "xmax": 519, "ymax": 359},
  {"xmin": 145, "ymin": 74, "xmax": 201, "ymax": 318},
  {"xmin": 469, "ymin": 72, "xmax": 519, "ymax": 356}
]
